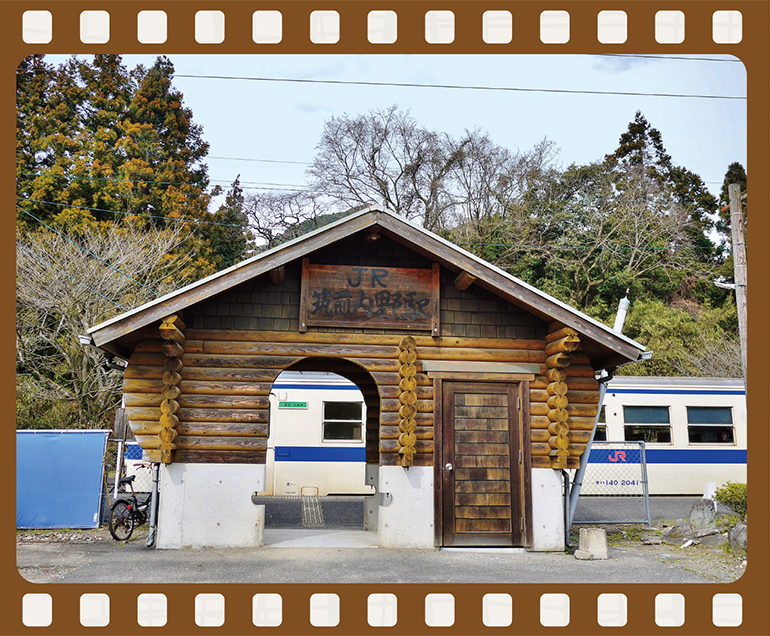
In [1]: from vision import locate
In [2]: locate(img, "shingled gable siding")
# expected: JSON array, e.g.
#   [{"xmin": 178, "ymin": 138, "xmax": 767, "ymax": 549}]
[{"xmin": 123, "ymin": 234, "xmax": 599, "ymax": 467}]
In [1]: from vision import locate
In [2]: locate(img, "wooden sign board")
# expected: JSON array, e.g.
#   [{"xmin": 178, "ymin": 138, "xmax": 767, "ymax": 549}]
[{"xmin": 300, "ymin": 259, "xmax": 440, "ymax": 333}]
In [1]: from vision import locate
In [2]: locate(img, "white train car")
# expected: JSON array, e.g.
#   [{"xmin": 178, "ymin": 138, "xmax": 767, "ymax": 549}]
[
  {"xmin": 262, "ymin": 371, "xmax": 375, "ymax": 497},
  {"xmin": 595, "ymin": 377, "xmax": 747, "ymax": 495}
]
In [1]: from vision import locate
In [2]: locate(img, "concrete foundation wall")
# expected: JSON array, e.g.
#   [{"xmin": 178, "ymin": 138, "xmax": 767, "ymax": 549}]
[
  {"xmin": 364, "ymin": 464, "xmax": 379, "ymax": 531},
  {"xmin": 530, "ymin": 468, "xmax": 566, "ymax": 551},
  {"xmin": 156, "ymin": 463, "xmax": 266, "ymax": 549},
  {"xmin": 378, "ymin": 466, "xmax": 434, "ymax": 548}
]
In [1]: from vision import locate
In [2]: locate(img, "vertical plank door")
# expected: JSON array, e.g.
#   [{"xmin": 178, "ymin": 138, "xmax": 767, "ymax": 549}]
[{"xmin": 441, "ymin": 382, "xmax": 524, "ymax": 546}]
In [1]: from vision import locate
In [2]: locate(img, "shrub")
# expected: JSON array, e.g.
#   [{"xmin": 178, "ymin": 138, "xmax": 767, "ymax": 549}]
[{"xmin": 714, "ymin": 482, "xmax": 747, "ymax": 520}]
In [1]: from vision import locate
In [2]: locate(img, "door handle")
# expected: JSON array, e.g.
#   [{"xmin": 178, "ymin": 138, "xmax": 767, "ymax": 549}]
[{"xmin": 445, "ymin": 463, "xmax": 453, "ymax": 471}]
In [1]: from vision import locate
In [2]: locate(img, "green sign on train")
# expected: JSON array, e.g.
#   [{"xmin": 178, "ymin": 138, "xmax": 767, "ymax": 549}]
[{"xmin": 278, "ymin": 401, "xmax": 308, "ymax": 409}]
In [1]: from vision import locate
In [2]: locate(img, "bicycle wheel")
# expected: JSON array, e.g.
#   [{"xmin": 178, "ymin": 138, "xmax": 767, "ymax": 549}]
[{"xmin": 109, "ymin": 500, "xmax": 136, "ymax": 541}]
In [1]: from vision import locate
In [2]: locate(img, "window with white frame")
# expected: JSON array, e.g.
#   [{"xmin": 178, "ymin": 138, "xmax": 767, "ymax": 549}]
[
  {"xmin": 686, "ymin": 406, "xmax": 734, "ymax": 444},
  {"xmin": 322, "ymin": 402, "xmax": 363, "ymax": 442},
  {"xmin": 623, "ymin": 405, "xmax": 672, "ymax": 444}
]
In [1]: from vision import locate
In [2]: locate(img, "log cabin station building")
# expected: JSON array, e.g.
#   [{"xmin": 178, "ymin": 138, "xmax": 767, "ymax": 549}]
[{"xmin": 86, "ymin": 206, "xmax": 647, "ymax": 551}]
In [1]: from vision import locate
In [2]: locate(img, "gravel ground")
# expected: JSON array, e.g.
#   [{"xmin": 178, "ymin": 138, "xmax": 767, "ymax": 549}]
[{"xmin": 573, "ymin": 523, "xmax": 747, "ymax": 584}]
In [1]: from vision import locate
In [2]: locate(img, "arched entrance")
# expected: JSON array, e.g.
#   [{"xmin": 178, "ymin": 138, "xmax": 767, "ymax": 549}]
[{"xmin": 256, "ymin": 358, "xmax": 381, "ymax": 544}]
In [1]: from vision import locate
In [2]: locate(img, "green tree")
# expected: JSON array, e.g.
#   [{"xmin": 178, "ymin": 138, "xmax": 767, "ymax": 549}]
[{"xmin": 207, "ymin": 178, "xmax": 253, "ymax": 269}]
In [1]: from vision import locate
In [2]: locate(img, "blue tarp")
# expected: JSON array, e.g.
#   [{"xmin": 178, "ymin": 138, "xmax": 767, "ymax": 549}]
[{"xmin": 17, "ymin": 430, "xmax": 110, "ymax": 528}]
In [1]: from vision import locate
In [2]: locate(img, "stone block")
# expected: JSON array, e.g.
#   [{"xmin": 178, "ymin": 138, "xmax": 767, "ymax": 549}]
[
  {"xmin": 701, "ymin": 533, "xmax": 729, "ymax": 547},
  {"xmin": 665, "ymin": 519, "xmax": 694, "ymax": 538},
  {"xmin": 574, "ymin": 527, "xmax": 609, "ymax": 560},
  {"xmin": 689, "ymin": 498, "xmax": 717, "ymax": 529}
]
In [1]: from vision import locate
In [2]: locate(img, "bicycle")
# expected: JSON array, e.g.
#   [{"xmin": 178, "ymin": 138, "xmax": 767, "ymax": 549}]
[{"xmin": 108, "ymin": 463, "xmax": 155, "ymax": 541}]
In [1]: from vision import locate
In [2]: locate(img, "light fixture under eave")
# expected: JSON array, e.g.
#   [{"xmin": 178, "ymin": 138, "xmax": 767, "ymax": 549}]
[{"xmin": 365, "ymin": 227, "xmax": 381, "ymax": 242}]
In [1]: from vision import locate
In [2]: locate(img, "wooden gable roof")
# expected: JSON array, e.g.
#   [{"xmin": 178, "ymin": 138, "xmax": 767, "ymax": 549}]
[{"xmin": 88, "ymin": 206, "xmax": 646, "ymax": 370}]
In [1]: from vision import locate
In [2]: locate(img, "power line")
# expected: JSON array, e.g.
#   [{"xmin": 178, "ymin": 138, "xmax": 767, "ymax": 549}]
[
  {"xmin": 17, "ymin": 197, "xmax": 245, "ymax": 228},
  {"xmin": 18, "ymin": 207, "xmax": 161, "ymax": 297},
  {"xmin": 16, "ymin": 242, "xmax": 129, "ymax": 310},
  {"xmin": 208, "ymin": 156, "xmax": 311, "ymax": 166},
  {"xmin": 456, "ymin": 241, "xmax": 720, "ymax": 252},
  {"xmin": 598, "ymin": 54, "xmax": 742, "ymax": 63},
  {"xmin": 175, "ymin": 73, "xmax": 746, "ymax": 101}
]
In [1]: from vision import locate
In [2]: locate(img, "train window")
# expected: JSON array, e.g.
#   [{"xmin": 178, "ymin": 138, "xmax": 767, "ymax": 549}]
[
  {"xmin": 594, "ymin": 406, "xmax": 607, "ymax": 441},
  {"xmin": 322, "ymin": 402, "xmax": 363, "ymax": 442},
  {"xmin": 622, "ymin": 406, "xmax": 672, "ymax": 444},
  {"xmin": 686, "ymin": 406, "xmax": 734, "ymax": 444}
]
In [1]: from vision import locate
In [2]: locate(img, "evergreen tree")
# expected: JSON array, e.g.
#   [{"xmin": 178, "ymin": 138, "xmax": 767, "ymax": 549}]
[{"xmin": 207, "ymin": 178, "xmax": 252, "ymax": 270}]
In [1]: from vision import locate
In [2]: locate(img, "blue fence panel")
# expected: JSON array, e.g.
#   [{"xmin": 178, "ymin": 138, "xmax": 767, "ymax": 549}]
[{"xmin": 17, "ymin": 430, "xmax": 110, "ymax": 528}]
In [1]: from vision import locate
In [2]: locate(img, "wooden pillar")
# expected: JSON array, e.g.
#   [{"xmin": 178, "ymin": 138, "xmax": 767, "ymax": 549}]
[
  {"xmin": 544, "ymin": 327, "xmax": 580, "ymax": 470},
  {"xmin": 396, "ymin": 336, "xmax": 418, "ymax": 467},
  {"xmin": 158, "ymin": 314, "xmax": 185, "ymax": 464}
]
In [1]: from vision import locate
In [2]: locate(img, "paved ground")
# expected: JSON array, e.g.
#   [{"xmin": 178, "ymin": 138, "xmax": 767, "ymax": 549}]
[
  {"xmin": 18, "ymin": 527, "xmax": 712, "ymax": 585},
  {"xmin": 18, "ymin": 496, "xmax": 725, "ymax": 585}
]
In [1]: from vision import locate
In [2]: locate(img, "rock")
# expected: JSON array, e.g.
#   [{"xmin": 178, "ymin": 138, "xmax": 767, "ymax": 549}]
[
  {"xmin": 695, "ymin": 528, "xmax": 720, "ymax": 538},
  {"xmin": 662, "ymin": 535, "xmax": 686, "ymax": 546},
  {"xmin": 665, "ymin": 519, "xmax": 694, "ymax": 538},
  {"xmin": 701, "ymin": 533, "xmax": 729, "ymax": 547},
  {"xmin": 729, "ymin": 523, "xmax": 747, "ymax": 557},
  {"xmin": 641, "ymin": 535, "xmax": 662, "ymax": 545},
  {"xmin": 574, "ymin": 528, "xmax": 609, "ymax": 560},
  {"xmin": 689, "ymin": 498, "xmax": 717, "ymax": 529}
]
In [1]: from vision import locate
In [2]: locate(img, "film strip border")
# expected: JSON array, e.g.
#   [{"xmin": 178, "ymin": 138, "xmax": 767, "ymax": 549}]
[
  {"xmin": 19, "ymin": 590, "xmax": 745, "ymax": 629},
  {"xmin": 19, "ymin": 7, "xmax": 744, "ymax": 48},
  {"xmin": 8, "ymin": 1, "xmax": 766, "ymax": 635}
]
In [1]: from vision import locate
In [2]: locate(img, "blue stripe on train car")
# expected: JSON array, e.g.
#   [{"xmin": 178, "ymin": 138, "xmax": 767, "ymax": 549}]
[
  {"xmin": 610, "ymin": 389, "xmax": 745, "ymax": 395},
  {"xmin": 588, "ymin": 448, "xmax": 747, "ymax": 464},
  {"xmin": 274, "ymin": 446, "xmax": 367, "ymax": 462},
  {"xmin": 272, "ymin": 384, "xmax": 360, "ymax": 390}
]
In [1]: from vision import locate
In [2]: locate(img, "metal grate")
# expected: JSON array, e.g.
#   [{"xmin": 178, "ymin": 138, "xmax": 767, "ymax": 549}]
[{"xmin": 572, "ymin": 441, "xmax": 651, "ymax": 526}]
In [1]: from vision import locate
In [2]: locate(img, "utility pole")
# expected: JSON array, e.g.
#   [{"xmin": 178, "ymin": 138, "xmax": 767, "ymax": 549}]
[{"xmin": 728, "ymin": 183, "xmax": 747, "ymax": 380}]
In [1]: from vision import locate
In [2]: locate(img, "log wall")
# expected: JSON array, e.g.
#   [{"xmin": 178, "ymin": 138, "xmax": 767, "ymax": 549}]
[{"xmin": 123, "ymin": 330, "xmax": 599, "ymax": 468}]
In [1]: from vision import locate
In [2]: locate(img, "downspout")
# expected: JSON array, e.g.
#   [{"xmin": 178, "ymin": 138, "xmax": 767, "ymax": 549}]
[
  {"xmin": 145, "ymin": 462, "xmax": 160, "ymax": 548},
  {"xmin": 567, "ymin": 290, "xmax": 629, "ymax": 528},
  {"xmin": 567, "ymin": 371, "xmax": 613, "ymax": 528}
]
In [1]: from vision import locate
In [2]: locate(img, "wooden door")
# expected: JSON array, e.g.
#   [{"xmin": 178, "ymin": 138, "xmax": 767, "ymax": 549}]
[{"xmin": 441, "ymin": 382, "xmax": 528, "ymax": 546}]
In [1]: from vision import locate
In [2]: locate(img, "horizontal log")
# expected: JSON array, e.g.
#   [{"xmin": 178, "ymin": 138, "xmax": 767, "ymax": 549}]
[
  {"xmin": 162, "ymin": 341, "xmax": 184, "ymax": 358},
  {"xmin": 532, "ymin": 376, "xmax": 598, "ymax": 390},
  {"xmin": 381, "ymin": 399, "xmax": 433, "ymax": 414},
  {"xmin": 563, "ymin": 390, "xmax": 600, "ymax": 404},
  {"xmin": 176, "ymin": 422, "xmax": 268, "ymax": 437},
  {"xmin": 567, "ymin": 431, "xmax": 592, "ymax": 444},
  {"xmin": 454, "ymin": 270, "xmax": 477, "ymax": 291},
  {"xmin": 532, "ymin": 456, "xmax": 553, "ymax": 469},
  {"xmin": 531, "ymin": 430, "xmax": 551, "ymax": 443},
  {"xmin": 567, "ymin": 416, "xmax": 599, "ymax": 431},
  {"xmin": 181, "ymin": 353, "xmax": 303, "ymax": 370},
  {"xmin": 129, "ymin": 421, "xmax": 161, "ymax": 436},
  {"xmin": 530, "ymin": 403, "xmax": 550, "ymax": 416},
  {"xmin": 531, "ymin": 442, "xmax": 551, "ymax": 456},
  {"xmin": 547, "ymin": 408, "xmax": 569, "ymax": 423},
  {"xmin": 531, "ymin": 416, "xmax": 550, "ymax": 429},
  {"xmin": 124, "ymin": 365, "xmax": 164, "ymax": 380},
  {"xmin": 184, "ymin": 329, "xmax": 547, "ymax": 351},
  {"xmin": 380, "ymin": 425, "xmax": 434, "ymax": 440},
  {"xmin": 173, "ymin": 449, "xmax": 266, "ymax": 464},
  {"xmin": 182, "ymin": 367, "xmax": 283, "ymax": 383},
  {"xmin": 126, "ymin": 406, "xmax": 268, "ymax": 423},
  {"xmin": 547, "ymin": 394, "xmax": 569, "ymax": 410},
  {"xmin": 133, "ymin": 434, "xmax": 160, "ymax": 449},
  {"xmin": 566, "ymin": 365, "xmax": 599, "ymax": 378},
  {"xmin": 178, "ymin": 381, "xmax": 272, "ymax": 396},
  {"xmin": 175, "ymin": 436, "xmax": 267, "ymax": 451},
  {"xmin": 566, "ymin": 456, "xmax": 580, "ymax": 469},
  {"xmin": 567, "ymin": 403, "xmax": 599, "ymax": 418}
]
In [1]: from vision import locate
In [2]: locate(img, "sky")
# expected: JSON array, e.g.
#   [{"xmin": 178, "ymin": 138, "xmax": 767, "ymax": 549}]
[{"xmin": 48, "ymin": 53, "xmax": 747, "ymax": 209}]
